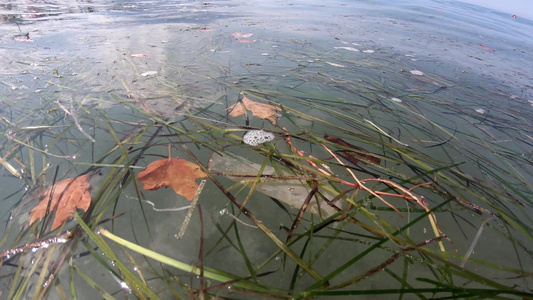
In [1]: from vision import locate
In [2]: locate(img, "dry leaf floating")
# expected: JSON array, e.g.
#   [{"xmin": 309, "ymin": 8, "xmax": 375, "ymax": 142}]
[
  {"xmin": 30, "ymin": 174, "xmax": 93, "ymax": 231},
  {"xmin": 137, "ymin": 158, "xmax": 207, "ymax": 201},
  {"xmin": 231, "ymin": 31, "xmax": 256, "ymax": 43},
  {"xmin": 227, "ymin": 93, "xmax": 280, "ymax": 126}
]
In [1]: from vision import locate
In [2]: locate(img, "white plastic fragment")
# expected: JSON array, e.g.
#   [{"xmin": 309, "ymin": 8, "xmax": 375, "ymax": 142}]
[
  {"xmin": 141, "ymin": 71, "xmax": 158, "ymax": 77},
  {"xmin": 390, "ymin": 97, "xmax": 402, "ymax": 103},
  {"xmin": 325, "ymin": 61, "xmax": 345, "ymax": 68},
  {"xmin": 341, "ymin": 41, "xmax": 360, "ymax": 46},
  {"xmin": 334, "ymin": 46, "xmax": 360, "ymax": 52},
  {"xmin": 243, "ymin": 130, "xmax": 275, "ymax": 146},
  {"xmin": 474, "ymin": 108, "xmax": 485, "ymax": 114},
  {"xmin": 410, "ymin": 70, "xmax": 424, "ymax": 76}
]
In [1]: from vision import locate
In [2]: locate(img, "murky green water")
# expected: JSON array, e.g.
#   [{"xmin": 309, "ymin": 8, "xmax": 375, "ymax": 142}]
[{"xmin": 1, "ymin": 0, "xmax": 532, "ymax": 298}]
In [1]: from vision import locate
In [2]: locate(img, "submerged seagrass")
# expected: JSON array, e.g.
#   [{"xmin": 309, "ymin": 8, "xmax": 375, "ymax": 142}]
[{"xmin": 0, "ymin": 0, "xmax": 532, "ymax": 299}]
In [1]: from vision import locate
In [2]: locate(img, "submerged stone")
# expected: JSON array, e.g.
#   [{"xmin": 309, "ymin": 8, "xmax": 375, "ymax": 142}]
[{"xmin": 208, "ymin": 152, "xmax": 338, "ymax": 218}]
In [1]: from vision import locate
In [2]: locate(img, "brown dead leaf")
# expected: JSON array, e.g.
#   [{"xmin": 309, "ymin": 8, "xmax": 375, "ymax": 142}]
[
  {"xmin": 324, "ymin": 135, "xmax": 381, "ymax": 165},
  {"xmin": 227, "ymin": 93, "xmax": 280, "ymax": 126},
  {"xmin": 231, "ymin": 31, "xmax": 254, "ymax": 39},
  {"xmin": 231, "ymin": 31, "xmax": 256, "ymax": 43},
  {"xmin": 30, "ymin": 174, "xmax": 93, "ymax": 231},
  {"xmin": 137, "ymin": 157, "xmax": 207, "ymax": 201},
  {"xmin": 13, "ymin": 33, "xmax": 33, "ymax": 42},
  {"xmin": 478, "ymin": 43, "xmax": 495, "ymax": 53}
]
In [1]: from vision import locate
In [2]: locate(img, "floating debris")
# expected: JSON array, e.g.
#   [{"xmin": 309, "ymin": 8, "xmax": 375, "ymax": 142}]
[
  {"xmin": 341, "ymin": 41, "xmax": 360, "ymax": 46},
  {"xmin": 325, "ymin": 61, "xmax": 346, "ymax": 68},
  {"xmin": 231, "ymin": 31, "xmax": 253, "ymax": 39},
  {"xmin": 334, "ymin": 46, "xmax": 360, "ymax": 52},
  {"xmin": 13, "ymin": 33, "xmax": 33, "ymax": 42},
  {"xmin": 231, "ymin": 31, "xmax": 256, "ymax": 43},
  {"xmin": 243, "ymin": 130, "xmax": 275, "ymax": 146},
  {"xmin": 227, "ymin": 93, "xmax": 280, "ymax": 126},
  {"xmin": 410, "ymin": 70, "xmax": 424, "ymax": 76},
  {"xmin": 391, "ymin": 97, "xmax": 403, "ymax": 103},
  {"xmin": 478, "ymin": 43, "xmax": 495, "ymax": 53},
  {"xmin": 474, "ymin": 108, "xmax": 486, "ymax": 114},
  {"xmin": 363, "ymin": 49, "xmax": 375, "ymax": 53},
  {"xmin": 141, "ymin": 71, "xmax": 158, "ymax": 77}
]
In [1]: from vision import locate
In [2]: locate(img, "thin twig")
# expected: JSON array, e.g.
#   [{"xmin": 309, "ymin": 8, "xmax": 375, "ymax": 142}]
[
  {"xmin": 178, "ymin": 179, "xmax": 206, "ymax": 239},
  {"xmin": 460, "ymin": 217, "xmax": 495, "ymax": 268},
  {"xmin": 56, "ymin": 101, "xmax": 96, "ymax": 143},
  {"xmin": 0, "ymin": 231, "xmax": 72, "ymax": 260},
  {"xmin": 220, "ymin": 208, "xmax": 258, "ymax": 228},
  {"xmin": 286, "ymin": 180, "xmax": 318, "ymax": 243}
]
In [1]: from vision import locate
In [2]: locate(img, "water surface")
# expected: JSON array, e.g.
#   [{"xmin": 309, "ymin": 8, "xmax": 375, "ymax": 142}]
[{"xmin": 1, "ymin": 0, "xmax": 532, "ymax": 298}]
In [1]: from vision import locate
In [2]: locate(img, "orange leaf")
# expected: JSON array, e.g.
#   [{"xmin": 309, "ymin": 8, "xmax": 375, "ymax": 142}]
[
  {"xmin": 30, "ymin": 174, "xmax": 93, "ymax": 231},
  {"xmin": 227, "ymin": 93, "xmax": 280, "ymax": 126},
  {"xmin": 231, "ymin": 31, "xmax": 254, "ymax": 39},
  {"xmin": 137, "ymin": 158, "xmax": 207, "ymax": 201}
]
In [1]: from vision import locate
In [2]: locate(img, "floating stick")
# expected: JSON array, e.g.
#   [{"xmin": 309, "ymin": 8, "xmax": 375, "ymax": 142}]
[
  {"xmin": 57, "ymin": 101, "xmax": 96, "ymax": 143},
  {"xmin": 177, "ymin": 179, "xmax": 206, "ymax": 239}
]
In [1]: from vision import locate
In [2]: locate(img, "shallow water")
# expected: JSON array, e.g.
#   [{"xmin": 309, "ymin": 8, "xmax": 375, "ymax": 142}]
[{"xmin": 1, "ymin": 0, "xmax": 532, "ymax": 298}]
